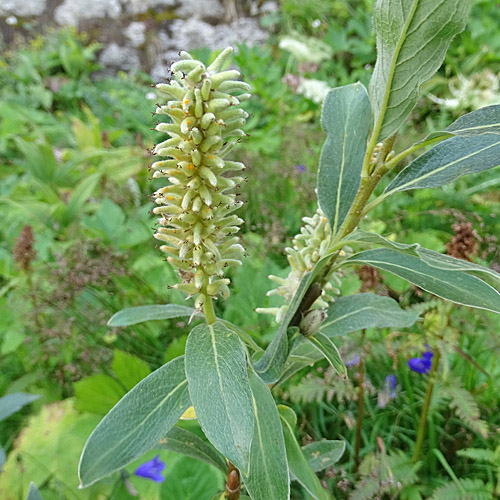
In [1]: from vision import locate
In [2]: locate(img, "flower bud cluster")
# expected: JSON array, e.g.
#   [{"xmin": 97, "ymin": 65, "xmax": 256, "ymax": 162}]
[
  {"xmin": 257, "ymin": 207, "xmax": 349, "ymax": 323},
  {"xmin": 151, "ymin": 47, "xmax": 251, "ymax": 309}
]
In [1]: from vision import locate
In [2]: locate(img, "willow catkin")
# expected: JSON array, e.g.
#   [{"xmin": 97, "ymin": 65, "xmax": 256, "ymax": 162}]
[{"xmin": 151, "ymin": 47, "xmax": 251, "ymax": 309}]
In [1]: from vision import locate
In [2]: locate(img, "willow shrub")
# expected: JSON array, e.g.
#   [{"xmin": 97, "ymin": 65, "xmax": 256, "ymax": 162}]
[{"xmin": 78, "ymin": 1, "xmax": 500, "ymax": 498}]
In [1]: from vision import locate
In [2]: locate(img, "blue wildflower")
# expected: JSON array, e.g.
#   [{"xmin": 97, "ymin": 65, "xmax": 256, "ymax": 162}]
[
  {"xmin": 134, "ymin": 455, "xmax": 166, "ymax": 482},
  {"xmin": 408, "ymin": 351, "xmax": 434, "ymax": 374},
  {"xmin": 295, "ymin": 164, "xmax": 306, "ymax": 173}
]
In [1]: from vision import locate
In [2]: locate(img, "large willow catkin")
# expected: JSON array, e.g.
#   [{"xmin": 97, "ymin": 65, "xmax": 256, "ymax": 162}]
[{"xmin": 151, "ymin": 47, "xmax": 251, "ymax": 309}]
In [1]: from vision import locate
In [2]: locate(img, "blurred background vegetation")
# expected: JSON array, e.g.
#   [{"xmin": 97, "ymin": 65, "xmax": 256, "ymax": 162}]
[{"xmin": 1, "ymin": 0, "xmax": 500, "ymax": 498}]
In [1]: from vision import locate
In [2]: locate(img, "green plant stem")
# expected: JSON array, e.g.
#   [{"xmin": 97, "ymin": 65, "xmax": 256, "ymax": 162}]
[
  {"xmin": 412, "ymin": 349, "xmax": 441, "ymax": 463},
  {"xmin": 353, "ymin": 330, "xmax": 367, "ymax": 473},
  {"xmin": 203, "ymin": 296, "xmax": 217, "ymax": 325}
]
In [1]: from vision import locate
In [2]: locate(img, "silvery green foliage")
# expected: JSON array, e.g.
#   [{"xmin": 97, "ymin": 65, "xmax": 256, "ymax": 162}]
[
  {"xmin": 79, "ymin": 2, "xmax": 500, "ymax": 498},
  {"xmin": 152, "ymin": 47, "xmax": 251, "ymax": 309}
]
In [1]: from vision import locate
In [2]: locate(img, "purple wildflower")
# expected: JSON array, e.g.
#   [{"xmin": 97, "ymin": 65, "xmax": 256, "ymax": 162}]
[
  {"xmin": 294, "ymin": 164, "xmax": 306, "ymax": 173},
  {"xmin": 378, "ymin": 374, "xmax": 397, "ymax": 408},
  {"xmin": 346, "ymin": 355, "xmax": 360, "ymax": 367},
  {"xmin": 134, "ymin": 455, "xmax": 166, "ymax": 482},
  {"xmin": 408, "ymin": 351, "xmax": 434, "ymax": 374}
]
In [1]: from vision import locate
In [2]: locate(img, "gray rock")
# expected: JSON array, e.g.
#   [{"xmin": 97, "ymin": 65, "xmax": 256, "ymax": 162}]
[
  {"xmin": 124, "ymin": 22, "xmax": 146, "ymax": 48},
  {"xmin": 165, "ymin": 16, "xmax": 266, "ymax": 53},
  {"xmin": 0, "ymin": 0, "xmax": 46, "ymax": 16},
  {"xmin": 99, "ymin": 43, "xmax": 140, "ymax": 71},
  {"xmin": 168, "ymin": 18, "xmax": 216, "ymax": 51},
  {"xmin": 150, "ymin": 63, "xmax": 171, "ymax": 83},
  {"xmin": 54, "ymin": 0, "xmax": 122, "ymax": 27},
  {"xmin": 121, "ymin": 0, "xmax": 177, "ymax": 15},
  {"xmin": 213, "ymin": 18, "xmax": 268, "ymax": 48},
  {"xmin": 175, "ymin": 0, "xmax": 224, "ymax": 22}
]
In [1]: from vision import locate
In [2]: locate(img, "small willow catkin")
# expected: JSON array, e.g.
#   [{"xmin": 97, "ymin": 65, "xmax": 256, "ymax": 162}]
[
  {"xmin": 152, "ymin": 47, "xmax": 251, "ymax": 309},
  {"xmin": 257, "ymin": 207, "xmax": 348, "ymax": 323}
]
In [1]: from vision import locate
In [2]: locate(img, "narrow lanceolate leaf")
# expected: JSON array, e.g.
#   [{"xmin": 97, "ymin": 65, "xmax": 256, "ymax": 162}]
[
  {"xmin": 345, "ymin": 249, "xmax": 500, "ymax": 314},
  {"xmin": 27, "ymin": 483, "xmax": 44, "ymax": 500},
  {"xmin": 418, "ymin": 248, "xmax": 500, "ymax": 288},
  {"xmin": 369, "ymin": 0, "xmax": 469, "ymax": 141},
  {"xmin": 79, "ymin": 357, "xmax": 190, "ymax": 487},
  {"xmin": 185, "ymin": 321, "xmax": 254, "ymax": 473},
  {"xmin": 318, "ymin": 82, "xmax": 371, "ymax": 236},
  {"xmin": 320, "ymin": 293, "xmax": 419, "ymax": 338},
  {"xmin": 307, "ymin": 333, "xmax": 346, "ymax": 378},
  {"xmin": 244, "ymin": 373, "xmax": 290, "ymax": 500},
  {"xmin": 302, "ymin": 441, "xmax": 346, "ymax": 472},
  {"xmin": 0, "ymin": 393, "xmax": 39, "ymax": 422},
  {"xmin": 254, "ymin": 253, "xmax": 332, "ymax": 383},
  {"xmin": 108, "ymin": 304, "xmax": 196, "ymax": 326},
  {"xmin": 278, "ymin": 406, "xmax": 330, "ymax": 500},
  {"xmin": 345, "ymin": 230, "xmax": 500, "ymax": 288},
  {"xmin": 446, "ymin": 104, "xmax": 500, "ymax": 136},
  {"xmin": 157, "ymin": 426, "xmax": 227, "ymax": 473},
  {"xmin": 385, "ymin": 133, "xmax": 500, "ymax": 194},
  {"xmin": 414, "ymin": 104, "xmax": 500, "ymax": 146}
]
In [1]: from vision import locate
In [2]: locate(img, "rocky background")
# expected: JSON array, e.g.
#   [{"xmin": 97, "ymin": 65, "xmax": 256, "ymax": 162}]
[{"xmin": 0, "ymin": 0, "xmax": 274, "ymax": 79}]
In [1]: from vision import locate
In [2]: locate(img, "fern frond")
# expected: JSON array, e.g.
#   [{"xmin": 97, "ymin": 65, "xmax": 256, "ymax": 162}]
[
  {"xmin": 447, "ymin": 381, "xmax": 489, "ymax": 438},
  {"xmin": 349, "ymin": 477, "xmax": 380, "ymax": 500},
  {"xmin": 429, "ymin": 479, "xmax": 492, "ymax": 500},
  {"xmin": 457, "ymin": 447, "xmax": 495, "ymax": 463}
]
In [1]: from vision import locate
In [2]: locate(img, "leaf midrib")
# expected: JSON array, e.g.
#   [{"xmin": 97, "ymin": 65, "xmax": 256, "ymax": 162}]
[
  {"xmin": 387, "ymin": 137, "xmax": 500, "ymax": 194},
  {"xmin": 81, "ymin": 375, "xmax": 188, "ymax": 482}
]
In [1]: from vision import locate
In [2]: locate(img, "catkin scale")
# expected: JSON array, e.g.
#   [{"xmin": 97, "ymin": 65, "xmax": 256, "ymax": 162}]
[{"xmin": 152, "ymin": 47, "xmax": 249, "ymax": 305}]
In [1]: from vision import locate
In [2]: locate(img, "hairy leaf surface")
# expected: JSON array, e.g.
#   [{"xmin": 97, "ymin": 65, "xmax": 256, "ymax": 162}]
[
  {"xmin": 369, "ymin": 0, "xmax": 469, "ymax": 140},
  {"xmin": 185, "ymin": 321, "xmax": 254, "ymax": 473},
  {"xmin": 385, "ymin": 133, "xmax": 500, "ymax": 193},
  {"xmin": 345, "ymin": 249, "xmax": 500, "ymax": 313},
  {"xmin": 302, "ymin": 441, "xmax": 346, "ymax": 472},
  {"xmin": 108, "ymin": 304, "xmax": 196, "ymax": 326},
  {"xmin": 318, "ymin": 83, "xmax": 371, "ymax": 236},
  {"xmin": 79, "ymin": 357, "xmax": 190, "ymax": 487},
  {"xmin": 157, "ymin": 426, "xmax": 227, "ymax": 472},
  {"xmin": 245, "ymin": 373, "xmax": 290, "ymax": 500}
]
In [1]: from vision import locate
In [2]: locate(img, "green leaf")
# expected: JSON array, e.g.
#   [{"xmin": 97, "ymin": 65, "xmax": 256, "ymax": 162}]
[
  {"xmin": 27, "ymin": 483, "xmax": 44, "ymax": 500},
  {"xmin": 302, "ymin": 441, "xmax": 346, "ymax": 472},
  {"xmin": 0, "ymin": 445, "xmax": 5, "ymax": 473},
  {"xmin": 345, "ymin": 230, "xmax": 420, "ymax": 254},
  {"xmin": 245, "ymin": 373, "xmax": 289, "ymax": 500},
  {"xmin": 185, "ymin": 321, "xmax": 254, "ymax": 473},
  {"xmin": 63, "ymin": 174, "xmax": 100, "ymax": 224},
  {"xmin": 254, "ymin": 253, "xmax": 332, "ymax": 383},
  {"xmin": 369, "ymin": 0, "xmax": 469, "ymax": 141},
  {"xmin": 0, "ymin": 393, "xmax": 39, "ymax": 422},
  {"xmin": 112, "ymin": 350, "xmax": 151, "ymax": 391},
  {"xmin": 345, "ymin": 230, "xmax": 500, "ymax": 288},
  {"xmin": 345, "ymin": 249, "xmax": 500, "ymax": 314},
  {"xmin": 321, "ymin": 293, "xmax": 419, "ymax": 337},
  {"xmin": 108, "ymin": 304, "xmax": 196, "ymax": 326},
  {"xmin": 307, "ymin": 333, "xmax": 346, "ymax": 378},
  {"xmin": 78, "ymin": 356, "xmax": 190, "ymax": 488},
  {"xmin": 446, "ymin": 104, "xmax": 500, "ymax": 136},
  {"xmin": 157, "ymin": 426, "xmax": 227, "ymax": 473},
  {"xmin": 74, "ymin": 374, "xmax": 125, "ymax": 415},
  {"xmin": 318, "ymin": 82, "xmax": 371, "ymax": 236},
  {"xmin": 278, "ymin": 292, "xmax": 418, "ymax": 384},
  {"xmin": 385, "ymin": 133, "xmax": 500, "ymax": 194},
  {"xmin": 417, "ymin": 248, "xmax": 500, "ymax": 288},
  {"xmin": 278, "ymin": 406, "xmax": 330, "ymax": 500}
]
